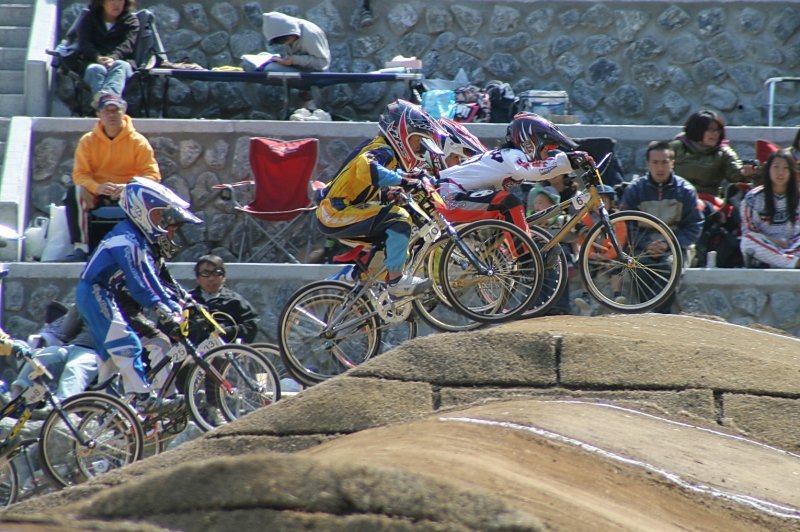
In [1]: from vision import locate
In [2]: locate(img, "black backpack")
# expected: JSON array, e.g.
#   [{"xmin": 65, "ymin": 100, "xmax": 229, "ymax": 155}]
[{"xmin": 484, "ymin": 80, "xmax": 516, "ymax": 124}]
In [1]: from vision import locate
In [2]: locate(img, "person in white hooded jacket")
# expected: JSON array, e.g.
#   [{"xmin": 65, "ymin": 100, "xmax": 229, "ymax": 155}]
[{"xmin": 262, "ymin": 12, "xmax": 330, "ymax": 72}]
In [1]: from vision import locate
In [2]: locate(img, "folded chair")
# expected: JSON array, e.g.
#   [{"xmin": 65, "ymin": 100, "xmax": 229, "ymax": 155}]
[{"xmin": 217, "ymin": 138, "xmax": 320, "ymax": 263}]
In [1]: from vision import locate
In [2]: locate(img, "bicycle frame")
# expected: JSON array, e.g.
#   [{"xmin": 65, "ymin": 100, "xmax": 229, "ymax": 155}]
[
  {"xmin": 0, "ymin": 352, "xmax": 95, "ymax": 461},
  {"xmin": 526, "ymin": 163, "xmax": 629, "ymax": 265},
  {"xmin": 319, "ymin": 179, "xmax": 493, "ymax": 342}
]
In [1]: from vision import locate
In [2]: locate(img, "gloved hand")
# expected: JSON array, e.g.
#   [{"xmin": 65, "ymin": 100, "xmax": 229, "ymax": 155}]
[
  {"xmin": 567, "ymin": 151, "xmax": 595, "ymax": 170},
  {"xmin": 399, "ymin": 176, "xmax": 423, "ymax": 191},
  {"xmin": 383, "ymin": 186, "xmax": 406, "ymax": 203},
  {"xmin": 154, "ymin": 301, "xmax": 182, "ymax": 327}
]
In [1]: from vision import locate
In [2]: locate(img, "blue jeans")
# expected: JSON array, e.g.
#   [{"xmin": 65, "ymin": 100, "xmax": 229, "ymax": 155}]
[
  {"xmin": 83, "ymin": 60, "xmax": 134, "ymax": 97},
  {"xmin": 13, "ymin": 345, "xmax": 98, "ymax": 401}
]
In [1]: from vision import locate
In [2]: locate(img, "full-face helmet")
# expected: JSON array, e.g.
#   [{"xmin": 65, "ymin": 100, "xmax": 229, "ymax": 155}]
[
  {"xmin": 378, "ymin": 99, "xmax": 446, "ymax": 171},
  {"xmin": 439, "ymin": 117, "xmax": 487, "ymax": 162},
  {"xmin": 120, "ymin": 177, "xmax": 202, "ymax": 258},
  {"xmin": 506, "ymin": 112, "xmax": 578, "ymax": 162}
]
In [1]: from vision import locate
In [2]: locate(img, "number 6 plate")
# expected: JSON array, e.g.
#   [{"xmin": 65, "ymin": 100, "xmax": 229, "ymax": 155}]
[{"xmin": 571, "ymin": 192, "xmax": 591, "ymax": 210}]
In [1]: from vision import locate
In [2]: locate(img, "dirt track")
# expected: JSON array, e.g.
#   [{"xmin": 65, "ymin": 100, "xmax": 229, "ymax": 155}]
[{"xmin": 3, "ymin": 314, "xmax": 800, "ymax": 531}]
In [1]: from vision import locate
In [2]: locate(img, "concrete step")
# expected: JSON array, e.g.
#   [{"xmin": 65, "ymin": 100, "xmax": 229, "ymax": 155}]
[
  {"xmin": 0, "ymin": 47, "xmax": 25, "ymax": 70},
  {"xmin": 0, "ymin": 95, "xmax": 25, "ymax": 117},
  {"xmin": 0, "ymin": 5, "xmax": 33, "ymax": 27},
  {"xmin": 0, "ymin": 27, "xmax": 29, "ymax": 48},
  {"xmin": 0, "ymin": 70, "xmax": 23, "ymax": 94}
]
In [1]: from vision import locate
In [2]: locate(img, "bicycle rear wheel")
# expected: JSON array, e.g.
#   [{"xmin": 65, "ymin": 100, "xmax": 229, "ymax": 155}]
[
  {"xmin": 578, "ymin": 210, "xmax": 682, "ymax": 313},
  {"xmin": 39, "ymin": 392, "xmax": 144, "ymax": 488},
  {"xmin": 439, "ymin": 220, "xmax": 543, "ymax": 323},
  {"xmin": 411, "ymin": 238, "xmax": 486, "ymax": 332},
  {"xmin": 0, "ymin": 458, "xmax": 18, "ymax": 506},
  {"xmin": 278, "ymin": 280, "xmax": 381, "ymax": 386},
  {"xmin": 520, "ymin": 226, "xmax": 569, "ymax": 319}
]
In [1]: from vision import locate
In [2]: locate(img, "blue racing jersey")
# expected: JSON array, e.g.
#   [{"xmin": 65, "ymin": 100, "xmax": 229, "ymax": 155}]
[{"xmin": 79, "ymin": 219, "xmax": 175, "ymax": 312}]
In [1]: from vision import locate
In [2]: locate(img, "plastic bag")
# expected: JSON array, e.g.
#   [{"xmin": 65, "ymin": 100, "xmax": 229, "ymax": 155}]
[
  {"xmin": 421, "ymin": 89, "xmax": 456, "ymax": 119},
  {"xmin": 40, "ymin": 204, "xmax": 73, "ymax": 262}
]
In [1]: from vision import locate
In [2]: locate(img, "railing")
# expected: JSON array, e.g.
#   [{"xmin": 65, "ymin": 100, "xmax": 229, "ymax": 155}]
[{"xmin": 765, "ymin": 77, "xmax": 800, "ymax": 127}]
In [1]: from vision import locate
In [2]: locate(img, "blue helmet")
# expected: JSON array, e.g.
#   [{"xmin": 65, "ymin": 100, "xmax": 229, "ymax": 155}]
[{"xmin": 120, "ymin": 177, "xmax": 202, "ymax": 258}]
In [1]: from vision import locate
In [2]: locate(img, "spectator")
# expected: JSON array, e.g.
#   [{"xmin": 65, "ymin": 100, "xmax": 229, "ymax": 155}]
[
  {"xmin": 573, "ymin": 185, "xmax": 627, "ymax": 314},
  {"xmin": 670, "ymin": 110, "xmax": 756, "ymax": 198},
  {"xmin": 65, "ymin": 93, "xmax": 160, "ymax": 262},
  {"xmin": 790, "ymin": 129, "xmax": 800, "ymax": 164},
  {"xmin": 11, "ymin": 303, "xmax": 98, "ymax": 419},
  {"xmin": 526, "ymin": 184, "xmax": 562, "ymax": 227},
  {"xmin": 316, "ymin": 99, "xmax": 441, "ymax": 297},
  {"xmin": 76, "ymin": 178, "xmax": 200, "ymax": 414},
  {"xmin": 75, "ymin": 0, "xmax": 140, "ymax": 100},
  {"xmin": 740, "ymin": 150, "xmax": 800, "ymax": 268},
  {"xmin": 541, "ymin": 171, "xmax": 581, "ymax": 316},
  {"xmin": 621, "ymin": 141, "xmax": 703, "ymax": 314},
  {"xmin": 262, "ymin": 12, "xmax": 330, "ymax": 73},
  {"xmin": 188, "ymin": 255, "xmax": 259, "ymax": 345}
]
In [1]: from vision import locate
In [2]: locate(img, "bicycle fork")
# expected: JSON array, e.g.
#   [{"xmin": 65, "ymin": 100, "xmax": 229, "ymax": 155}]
[
  {"xmin": 597, "ymin": 205, "xmax": 633, "ymax": 266},
  {"xmin": 438, "ymin": 213, "xmax": 493, "ymax": 275}
]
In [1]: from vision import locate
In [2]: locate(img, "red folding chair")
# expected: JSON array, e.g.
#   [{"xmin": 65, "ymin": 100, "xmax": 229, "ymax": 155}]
[{"xmin": 216, "ymin": 137, "xmax": 319, "ymax": 263}]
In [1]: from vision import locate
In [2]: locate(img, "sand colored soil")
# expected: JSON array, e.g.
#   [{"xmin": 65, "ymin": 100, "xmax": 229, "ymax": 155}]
[{"xmin": 3, "ymin": 314, "xmax": 800, "ymax": 531}]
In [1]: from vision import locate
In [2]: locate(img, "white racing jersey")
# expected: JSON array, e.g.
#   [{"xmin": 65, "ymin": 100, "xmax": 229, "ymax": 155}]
[{"xmin": 437, "ymin": 148, "xmax": 573, "ymax": 198}]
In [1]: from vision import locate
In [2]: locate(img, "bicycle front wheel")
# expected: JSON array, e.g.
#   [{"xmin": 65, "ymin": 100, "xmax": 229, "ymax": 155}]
[
  {"xmin": 39, "ymin": 392, "xmax": 144, "ymax": 488},
  {"xmin": 207, "ymin": 344, "xmax": 280, "ymax": 424},
  {"xmin": 578, "ymin": 210, "xmax": 682, "ymax": 313},
  {"xmin": 520, "ymin": 225, "xmax": 569, "ymax": 319},
  {"xmin": 439, "ymin": 220, "xmax": 543, "ymax": 323},
  {"xmin": 411, "ymin": 238, "xmax": 485, "ymax": 333},
  {"xmin": 0, "ymin": 458, "xmax": 18, "ymax": 506},
  {"xmin": 278, "ymin": 280, "xmax": 381, "ymax": 386}
]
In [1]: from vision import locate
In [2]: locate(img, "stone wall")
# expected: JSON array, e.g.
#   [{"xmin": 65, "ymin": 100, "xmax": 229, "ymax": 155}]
[{"xmin": 53, "ymin": 0, "xmax": 800, "ymax": 125}]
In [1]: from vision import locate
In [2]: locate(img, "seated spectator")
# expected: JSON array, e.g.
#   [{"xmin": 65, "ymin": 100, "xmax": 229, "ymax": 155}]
[
  {"xmin": 75, "ymin": 0, "xmax": 140, "ymax": 101},
  {"xmin": 188, "ymin": 255, "xmax": 259, "ymax": 346},
  {"xmin": 11, "ymin": 303, "xmax": 98, "ymax": 419},
  {"xmin": 620, "ymin": 141, "xmax": 703, "ymax": 314},
  {"xmin": 526, "ymin": 184, "xmax": 562, "ymax": 228},
  {"xmin": 64, "ymin": 93, "xmax": 160, "ymax": 261},
  {"xmin": 574, "ymin": 185, "xmax": 626, "ymax": 314},
  {"xmin": 670, "ymin": 110, "xmax": 756, "ymax": 198},
  {"xmin": 262, "ymin": 12, "xmax": 331, "ymax": 110},
  {"xmin": 740, "ymin": 150, "xmax": 800, "ymax": 268},
  {"xmin": 261, "ymin": 12, "xmax": 331, "ymax": 73}
]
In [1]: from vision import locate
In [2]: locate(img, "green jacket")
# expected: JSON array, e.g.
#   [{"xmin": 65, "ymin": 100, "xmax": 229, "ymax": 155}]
[{"xmin": 669, "ymin": 135, "xmax": 745, "ymax": 197}]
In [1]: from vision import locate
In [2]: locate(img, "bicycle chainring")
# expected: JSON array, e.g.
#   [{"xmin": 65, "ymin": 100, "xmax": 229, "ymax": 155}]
[{"xmin": 375, "ymin": 291, "xmax": 413, "ymax": 324}]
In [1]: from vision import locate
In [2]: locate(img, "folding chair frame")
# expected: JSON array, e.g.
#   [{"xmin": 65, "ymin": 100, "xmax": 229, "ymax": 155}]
[{"xmin": 217, "ymin": 182, "xmax": 317, "ymax": 264}]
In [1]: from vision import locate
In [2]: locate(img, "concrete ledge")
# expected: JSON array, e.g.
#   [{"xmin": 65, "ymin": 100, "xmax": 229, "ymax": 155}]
[{"xmin": 0, "ymin": 117, "xmax": 33, "ymax": 262}]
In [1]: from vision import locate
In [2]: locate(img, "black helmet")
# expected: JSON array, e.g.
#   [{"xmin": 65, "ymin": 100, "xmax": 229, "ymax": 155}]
[{"xmin": 506, "ymin": 112, "xmax": 578, "ymax": 162}]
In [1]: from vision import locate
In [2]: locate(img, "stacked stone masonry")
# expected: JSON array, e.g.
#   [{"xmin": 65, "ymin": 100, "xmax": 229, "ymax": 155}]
[{"xmin": 53, "ymin": 0, "xmax": 800, "ymax": 125}]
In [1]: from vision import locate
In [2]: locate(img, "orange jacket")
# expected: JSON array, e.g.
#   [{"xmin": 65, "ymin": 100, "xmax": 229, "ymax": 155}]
[
  {"xmin": 72, "ymin": 115, "xmax": 160, "ymax": 195},
  {"xmin": 577, "ymin": 211, "xmax": 627, "ymax": 260}
]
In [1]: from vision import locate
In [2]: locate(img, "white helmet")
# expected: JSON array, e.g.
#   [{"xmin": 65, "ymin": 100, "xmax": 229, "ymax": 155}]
[
  {"xmin": 120, "ymin": 177, "xmax": 202, "ymax": 258},
  {"xmin": 439, "ymin": 117, "xmax": 487, "ymax": 161}
]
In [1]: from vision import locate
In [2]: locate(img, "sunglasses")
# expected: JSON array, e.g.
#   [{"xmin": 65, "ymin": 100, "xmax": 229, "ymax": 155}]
[{"xmin": 197, "ymin": 269, "xmax": 225, "ymax": 278}]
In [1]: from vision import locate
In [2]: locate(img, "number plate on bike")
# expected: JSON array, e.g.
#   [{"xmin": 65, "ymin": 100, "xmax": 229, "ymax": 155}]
[
  {"xmin": 571, "ymin": 192, "xmax": 591, "ymax": 210},
  {"xmin": 197, "ymin": 335, "xmax": 223, "ymax": 353},
  {"xmin": 168, "ymin": 343, "xmax": 188, "ymax": 362},
  {"xmin": 22, "ymin": 382, "xmax": 47, "ymax": 405}
]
